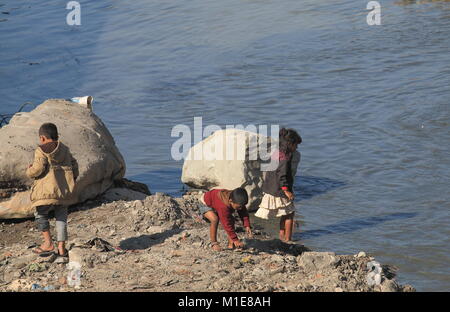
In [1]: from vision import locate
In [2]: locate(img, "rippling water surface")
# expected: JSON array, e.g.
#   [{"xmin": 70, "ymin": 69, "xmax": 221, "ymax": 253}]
[{"xmin": 1, "ymin": 0, "xmax": 449, "ymax": 291}]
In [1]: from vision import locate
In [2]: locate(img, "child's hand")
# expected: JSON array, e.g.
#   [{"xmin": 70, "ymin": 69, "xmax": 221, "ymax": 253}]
[
  {"xmin": 245, "ymin": 227, "xmax": 253, "ymax": 238},
  {"xmin": 233, "ymin": 240, "xmax": 244, "ymax": 249},
  {"xmin": 284, "ymin": 190, "xmax": 295, "ymax": 201}
]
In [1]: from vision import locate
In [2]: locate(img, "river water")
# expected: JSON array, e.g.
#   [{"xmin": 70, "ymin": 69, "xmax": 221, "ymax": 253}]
[{"xmin": 1, "ymin": 0, "xmax": 449, "ymax": 291}]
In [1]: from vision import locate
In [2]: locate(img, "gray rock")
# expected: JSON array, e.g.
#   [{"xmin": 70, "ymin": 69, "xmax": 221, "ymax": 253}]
[
  {"xmin": 297, "ymin": 252, "xmax": 337, "ymax": 271},
  {"xmin": 380, "ymin": 279, "xmax": 399, "ymax": 292},
  {"xmin": 182, "ymin": 129, "xmax": 296, "ymax": 211},
  {"xmin": 0, "ymin": 99, "xmax": 126, "ymax": 219}
]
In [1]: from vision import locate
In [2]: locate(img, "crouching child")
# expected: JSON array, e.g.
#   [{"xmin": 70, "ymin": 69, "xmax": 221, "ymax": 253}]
[
  {"xmin": 199, "ymin": 187, "xmax": 252, "ymax": 251},
  {"xmin": 26, "ymin": 123, "xmax": 78, "ymax": 262}
]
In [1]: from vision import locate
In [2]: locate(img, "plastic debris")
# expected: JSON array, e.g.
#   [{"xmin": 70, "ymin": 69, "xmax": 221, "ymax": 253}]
[
  {"xmin": 70, "ymin": 96, "xmax": 93, "ymax": 109},
  {"xmin": 85, "ymin": 237, "xmax": 118, "ymax": 252},
  {"xmin": 67, "ymin": 261, "xmax": 81, "ymax": 289},
  {"xmin": 241, "ymin": 256, "xmax": 252, "ymax": 263},
  {"xmin": 28, "ymin": 263, "xmax": 47, "ymax": 272},
  {"xmin": 366, "ymin": 260, "xmax": 382, "ymax": 286},
  {"xmin": 30, "ymin": 283, "xmax": 56, "ymax": 291}
]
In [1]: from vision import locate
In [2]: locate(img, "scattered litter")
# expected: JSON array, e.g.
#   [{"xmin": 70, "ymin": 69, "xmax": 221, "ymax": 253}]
[
  {"xmin": 67, "ymin": 261, "xmax": 81, "ymax": 288},
  {"xmin": 131, "ymin": 284, "xmax": 154, "ymax": 290},
  {"xmin": 70, "ymin": 96, "xmax": 93, "ymax": 109},
  {"xmin": 241, "ymin": 256, "xmax": 252, "ymax": 263},
  {"xmin": 31, "ymin": 284, "xmax": 55, "ymax": 291},
  {"xmin": 366, "ymin": 261, "xmax": 382, "ymax": 286},
  {"xmin": 85, "ymin": 237, "xmax": 118, "ymax": 252},
  {"xmin": 161, "ymin": 279, "xmax": 179, "ymax": 286},
  {"xmin": 28, "ymin": 263, "xmax": 47, "ymax": 272}
]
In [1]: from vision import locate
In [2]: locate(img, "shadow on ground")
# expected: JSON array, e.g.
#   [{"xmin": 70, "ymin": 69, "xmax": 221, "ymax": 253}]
[
  {"xmin": 245, "ymin": 238, "xmax": 310, "ymax": 257},
  {"xmin": 119, "ymin": 228, "xmax": 183, "ymax": 250}
]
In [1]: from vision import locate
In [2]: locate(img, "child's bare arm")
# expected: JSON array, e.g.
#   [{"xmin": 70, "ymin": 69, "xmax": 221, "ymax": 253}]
[{"xmin": 26, "ymin": 150, "xmax": 48, "ymax": 179}]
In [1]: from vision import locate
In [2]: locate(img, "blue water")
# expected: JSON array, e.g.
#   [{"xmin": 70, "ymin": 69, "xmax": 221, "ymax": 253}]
[{"xmin": 1, "ymin": 0, "xmax": 449, "ymax": 291}]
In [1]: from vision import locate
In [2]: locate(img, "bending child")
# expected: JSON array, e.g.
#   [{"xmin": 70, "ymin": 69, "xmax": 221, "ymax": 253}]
[
  {"xmin": 199, "ymin": 188, "xmax": 252, "ymax": 251},
  {"xmin": 26, "ymin": 123, "xmax": 78, "ymax": 262},
  {"xmin": 255, "ymin": 127, "xmax": 302, "ymax": 242}
]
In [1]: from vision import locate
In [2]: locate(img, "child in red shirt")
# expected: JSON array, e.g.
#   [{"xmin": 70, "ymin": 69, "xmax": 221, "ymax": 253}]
[{"xmin": 200, "ymin": 188, "xmax": 252, "ymax": 251}]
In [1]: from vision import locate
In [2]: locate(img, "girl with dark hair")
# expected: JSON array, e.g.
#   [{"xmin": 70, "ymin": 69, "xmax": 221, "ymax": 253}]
[{"xmin": 255, "ymin": 128, "xmax": 302, "ymax": 242}]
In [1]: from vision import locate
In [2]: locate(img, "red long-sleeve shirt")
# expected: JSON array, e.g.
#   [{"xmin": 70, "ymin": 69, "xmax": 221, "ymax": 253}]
[{"xmin": 203, "ymin": 189, "xmax": 250, "ymax": 242}]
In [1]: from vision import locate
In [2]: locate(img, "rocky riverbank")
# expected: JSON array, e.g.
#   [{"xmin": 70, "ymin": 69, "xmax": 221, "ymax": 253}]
[{"xmin": 0, "ymin": 191, "xmax": 415, "ymax": 292}]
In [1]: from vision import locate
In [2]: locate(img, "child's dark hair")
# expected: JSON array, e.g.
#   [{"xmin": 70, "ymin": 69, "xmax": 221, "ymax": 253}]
[
  {"xmin": 279, "ymin": 128, "xmax": 302, "ymax": 155},
  {"xmin": 230, "ymin": 188, "xmax": 248, "ymax": 206},
  {"xmin": 39, "ymin": 123, "xmax": 59, "ymax": 141}
]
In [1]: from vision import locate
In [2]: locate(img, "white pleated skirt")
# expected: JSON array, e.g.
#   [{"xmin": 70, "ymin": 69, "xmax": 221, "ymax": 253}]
[{"xmin": 254, "ymin": 193, "xmax": 295, "ymax": 219}]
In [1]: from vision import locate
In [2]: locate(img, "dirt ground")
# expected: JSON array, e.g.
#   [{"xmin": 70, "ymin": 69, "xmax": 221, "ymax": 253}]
[{"xmin": 0, "ymin": 192, "xmax": 415, "ymax": 292}]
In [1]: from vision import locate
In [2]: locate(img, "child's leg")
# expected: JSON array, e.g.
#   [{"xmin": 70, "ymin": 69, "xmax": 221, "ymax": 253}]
[
  {"xmin": 54, "ymin": 205, "xmax": 68, "ymax": 255},
  {"xmin": 203, "ymin": 211, "xmax": 221, "ymax": 251},
  {"xmin": 34, "ymin": 206, "xmax": 54, "ymax": 251},
  {"xmin": 227, "ymin": 236, "xmax": 234, "ymax": 249},
  {"xmin": 284, "ymin": 212, "xmax": 295, "ymax": 241},
  {"xmin": 279, "ymin": 215, "xmax": 287, "ymax": 241}
]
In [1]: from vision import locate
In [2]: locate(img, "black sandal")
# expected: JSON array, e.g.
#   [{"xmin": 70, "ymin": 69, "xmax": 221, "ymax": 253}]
[
  {"xmin": 32, "ymin": 246, "xmax": 55, "ymax": 257},
  {"xmin": 54, "ymin": 249, "xmax": 69, "ymax": 263}
]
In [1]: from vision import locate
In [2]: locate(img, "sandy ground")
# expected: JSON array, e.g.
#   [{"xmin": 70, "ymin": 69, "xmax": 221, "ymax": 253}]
[{"xmin": 0, "ymin": 192, "xmax": 415, "ymax": 292}]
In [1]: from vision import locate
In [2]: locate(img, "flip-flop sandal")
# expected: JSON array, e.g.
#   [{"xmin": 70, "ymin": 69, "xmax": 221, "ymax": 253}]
[
  {"xmin": 54, "ymin": 249, "xmax": 69, "ymax": 264},
  {"xmin": 32, "ymin": 247, "xmax": 55, "ymax": 257}
]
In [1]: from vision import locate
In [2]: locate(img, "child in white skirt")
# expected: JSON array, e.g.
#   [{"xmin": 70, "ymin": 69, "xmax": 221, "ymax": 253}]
[{"xmin": 255, "ymin": 128, "xmax": 302, "ymax": 242}]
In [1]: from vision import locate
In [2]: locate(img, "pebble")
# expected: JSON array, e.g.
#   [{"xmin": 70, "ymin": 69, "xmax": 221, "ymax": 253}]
[
  {"xmin": 356, "ymin": 251, "xmax": 366, "ymax": 258},
  {"xmin": 270, "ymin": 266, "xmax": 285, "ymax": 276}
]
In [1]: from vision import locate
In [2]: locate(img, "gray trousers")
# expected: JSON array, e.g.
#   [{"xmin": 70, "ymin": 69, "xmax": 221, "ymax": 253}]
[{"xmin": 34, "ymin": 205, "xmax": 68, "ymax": 242}]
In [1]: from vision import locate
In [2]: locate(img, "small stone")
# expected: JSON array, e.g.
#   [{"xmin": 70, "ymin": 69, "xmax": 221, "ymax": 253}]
[
  {"xmin": 356, "ymin": 251, "xmax": 366, "ymax": 258},
  {"xmin": 8, "ymin": 279, "xmax": 33, "ymax": 291},
  {"xmin": 192, "ymin": 241, "xmax": 203, "ymax": 248},
  {"xmin": 297, "ymin": 252, "xmax": 337, "ymax": 270},
  {"xmin": 100, "ymin": 254, "xmax": 109, "ymax": 263},
  {"xmin": 59, "ymin": 276, "xmax": 67, "ymax": 285},
  {"xmin": 335, "ymin": 287, "xmax": 344, "ymax": 292},
  {"xmin": 380, "ymin": 279, "xmax": 399, "ymax": 292},
  {"xmin": 269, "ymin": 266, "xmax": 284, "ymax": 275},
  {"xmin": 13, "ymin": 271, "xmax": 23, "ymax": 279},
  {"xmin": 401, "ymin": 284, "xmax": 416, "ymax": 292}
]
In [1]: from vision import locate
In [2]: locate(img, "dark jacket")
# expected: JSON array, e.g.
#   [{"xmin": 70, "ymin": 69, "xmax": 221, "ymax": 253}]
[{"xmin": 262, "ymin": 150, "xmax": 294, "ymax": 198}]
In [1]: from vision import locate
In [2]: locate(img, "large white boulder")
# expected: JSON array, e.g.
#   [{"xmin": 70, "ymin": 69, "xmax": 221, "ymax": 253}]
[
  {"xmin": 182, "ymin": 128, "xmax": 300, "ymax": 211},
  {"xmin": 0, "ymin": 99, "xmax": 126, "ymax": 219}
]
